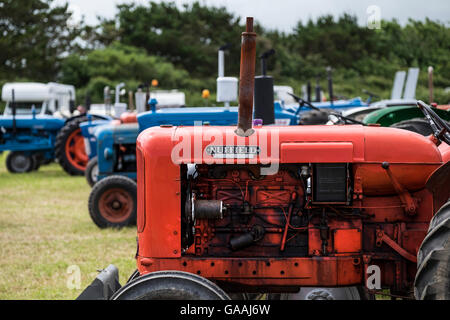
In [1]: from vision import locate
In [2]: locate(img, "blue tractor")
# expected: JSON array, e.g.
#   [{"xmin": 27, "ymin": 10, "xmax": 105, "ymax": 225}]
[
  {"xmin": 0, "ymin": 82, "xmax": 74, "ymax": 172},
  {"xmin": 0, "ymin": 113, "xmax": 65, "ymax": 172},
  {"xmin": 0, "ymin": 82, "xmax": 119, "ymax": 174}
]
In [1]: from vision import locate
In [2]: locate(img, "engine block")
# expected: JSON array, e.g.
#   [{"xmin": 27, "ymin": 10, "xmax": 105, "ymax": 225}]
[{"xmin": 185, "ymin": 164, "xmax": 307, "ymax": 257}]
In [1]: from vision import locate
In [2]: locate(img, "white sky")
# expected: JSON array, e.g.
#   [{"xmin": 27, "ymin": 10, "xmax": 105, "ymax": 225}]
[{"xmin": 59, "ymin": 0, "xmax": 449, "ymax": 32}]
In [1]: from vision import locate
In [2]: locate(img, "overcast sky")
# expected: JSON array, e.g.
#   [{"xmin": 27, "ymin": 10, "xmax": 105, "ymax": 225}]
[{"xmin": 59, "ymin": 0, "xmax": 449, "ymax": 32}]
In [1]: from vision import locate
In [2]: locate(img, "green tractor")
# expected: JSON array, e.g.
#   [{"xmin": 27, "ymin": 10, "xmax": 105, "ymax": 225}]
[{"xmin": 363, "ymin": 105, "xmax": 450, "ymax": 136}]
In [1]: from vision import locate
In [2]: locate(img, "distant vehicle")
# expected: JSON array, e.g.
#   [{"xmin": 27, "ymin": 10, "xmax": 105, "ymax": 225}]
[
  {"xmin": 0, "ymin": 82, "xmax": 115, "ymax": 173},
  {"xmin": 148, "ymin": 90, "xmax": 185, "ymax": 108},
  {"xmin": 0, "ymin": 82, "xmax": 76, "ymax": 172},
  {"xmin": 2, "ymin": 82, "xmax": 76, "ymax": 117}
]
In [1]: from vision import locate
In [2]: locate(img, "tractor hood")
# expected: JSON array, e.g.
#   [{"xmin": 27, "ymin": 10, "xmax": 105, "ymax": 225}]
[
  {"xmin": 138, "ymin": 124, "xmax": 443, "ymax": 165},
  {"xmin": 364, "ymin": 105, "xmax": 450, "ymax": 126},
  {"xmin": 94, "ymin": 123, "xmax": 139, "ymax": 144},
  {"xmin": 136, "ymin": 105, "xmax": 298, "ymax": 132},
  {"xmin": 137, "ymin": 124, "xmax": 444, "ymax": 196},
  {"xmin": 0, "ymin": 115, "xmax": 65, "ymax": 131}
]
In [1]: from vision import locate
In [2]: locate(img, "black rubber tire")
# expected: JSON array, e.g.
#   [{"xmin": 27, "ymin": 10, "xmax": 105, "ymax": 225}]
[
  {"xmin": 40, "ymin": 157, "xmax": 53, "ymax": 165},
  {"xmin": 54, "ymin": 117, "xmax": 89, "ymax": 176},
  {"xmin": 126, "ymin": 269, "xmax": 141, "ymax": 284},
  {"xmin": 6, "ymin": 152, "xmax": 34, "ymax": 173},
  {"xmin": 390, "ymin": 118, "xmax": 434, "ymax": 136},
  {"xmin": 31, "ymin": 154, "xmax": 41, "ymax": 171},
  {"xmin": 414, "ymin": 199, "xmax": 450, "ymax": 300},
  {"xmin": 111, "ymin": 271, "xmax": 230, "ymax": 300},
  {"xmin": 85, "ymin": 156, "xmax": 99, "ymax": 187},
  {"xmin": 299, "ymin": 109, "xmax": 331, "ymax": 125},
  {"xmin": 88, "ymin": 175, "xmax": 137, "ymax": 228}
]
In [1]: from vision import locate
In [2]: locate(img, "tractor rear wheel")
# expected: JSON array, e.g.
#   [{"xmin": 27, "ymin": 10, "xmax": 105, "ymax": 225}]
[
  {"xmin": 55, "ymin": 117, "xmax": 89, "ymax": 175},
  {"xmin": 390, "ymin": 118, "xmax": 434, "ymax": 136},
  {"xmin": 414, "ymin": 199, "xmax": 450, "ymax": 299},
  {"xmin": 88, "ymin": 175, "xmax": 137, "ymax": 228},
  {"xmin": 299, "ymin": 109, "xmax": 331, "ymax": 125},
  {"xmin": 85, "ymin": 156, "xmax": 99, "ymax": 187},
  {"xmin": 111, "ymin": 271, "xmax": 230, "ymax": 300},
  {"xmin": 6, "ymin": 152, "xmax": 34, "ymax": 173}
]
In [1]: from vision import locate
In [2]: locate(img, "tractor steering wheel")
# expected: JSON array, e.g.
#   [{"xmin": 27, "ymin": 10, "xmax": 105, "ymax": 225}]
[
  {"xmin": 287, "ymin": 92, "xmax": 366, "ymax": 125},
  {"xmin": 417, "ymin": 100, "xmax": 450, "ymax": 145}
]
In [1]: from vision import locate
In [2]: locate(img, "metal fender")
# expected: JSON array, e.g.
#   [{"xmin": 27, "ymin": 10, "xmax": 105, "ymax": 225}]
[
  {"xmin": 426, "ymin": 160, "xmax": 450, "ymax": 212},
  {"xmin": 77, "ymin": 264, "xmax": 121, "ymax": 300}
]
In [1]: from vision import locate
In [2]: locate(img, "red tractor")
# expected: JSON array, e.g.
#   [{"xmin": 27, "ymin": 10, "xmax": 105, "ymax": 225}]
[{"xmin": 79, "ymin": 18, "xmax": 450, "ymax": 300}]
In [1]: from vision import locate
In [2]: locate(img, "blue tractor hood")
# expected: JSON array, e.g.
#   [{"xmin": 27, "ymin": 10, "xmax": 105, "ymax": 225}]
[
  {"xmin": 94, "ymin": 123, "xmax": 139, "ymax": 145},
  {"xmin": 137, "ymin": 105, "xmax": 298, "ymax": 130},
  {"xmin": 0, "ymin": 115, "xmax": 65, "ymax": 131}
]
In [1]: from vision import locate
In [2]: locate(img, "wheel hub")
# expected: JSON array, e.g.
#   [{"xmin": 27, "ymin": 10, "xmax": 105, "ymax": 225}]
[
  {"xmin": 98, "ymin": 188, "xmax": 133, "ymax": 223},
  {"xmin": 11, "ymin": 154, "xmax": 30, "ymax": 172},
  {"xmin": 111, "ymin": 201, "xmax": 121, "ymax": 210}
]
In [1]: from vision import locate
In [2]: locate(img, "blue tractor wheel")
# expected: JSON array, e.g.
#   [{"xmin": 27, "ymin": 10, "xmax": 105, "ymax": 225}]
[{"xmin": 6, "ymin": 152, "xmax": 35, "ymax": 173}]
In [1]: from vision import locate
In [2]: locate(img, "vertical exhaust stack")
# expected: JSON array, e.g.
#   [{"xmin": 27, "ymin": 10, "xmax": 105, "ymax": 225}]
[
  {"xmin": 428, "ymin": 66, "xmax": 434, "ymax": 104},
  {"xmin": 11, "ymin": 89, "xmax": 16, "ymax": 135},
  {"xmin": 254, "ymin": 49, "xmax": 275, "ymax": 125},
  {"xmin": 236, "ymin": 17, "xmax": 257, "ymax": 137},
  {"xmin": 327, "ymin": 66, "xmax": 334, "ymax": 106}
]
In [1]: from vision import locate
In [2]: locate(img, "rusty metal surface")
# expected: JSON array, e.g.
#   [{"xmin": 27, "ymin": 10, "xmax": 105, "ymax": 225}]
[
  {"xmin": 236, "ymin": 17, "xmax": 257, "ymax": 137},
  {"xmin": 426, "ymin": 161, "xmax": 450, "ymax": 211}
]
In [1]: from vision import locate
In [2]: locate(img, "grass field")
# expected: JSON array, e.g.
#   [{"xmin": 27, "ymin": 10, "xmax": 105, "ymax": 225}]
[{"xmin": 0, "ymin": 153, "xmax": 136, "ymax": 299}]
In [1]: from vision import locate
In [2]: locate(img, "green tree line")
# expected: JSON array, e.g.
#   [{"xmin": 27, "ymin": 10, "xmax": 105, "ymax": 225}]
[{"xmin": 1, "ymin": 0, "xmax": 449, "ymax": 108}]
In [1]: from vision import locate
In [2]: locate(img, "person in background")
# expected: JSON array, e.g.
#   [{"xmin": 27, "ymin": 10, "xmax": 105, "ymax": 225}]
[{"xmin": 77, "ymin": 105, "xmax": 87, "ymax": 114}]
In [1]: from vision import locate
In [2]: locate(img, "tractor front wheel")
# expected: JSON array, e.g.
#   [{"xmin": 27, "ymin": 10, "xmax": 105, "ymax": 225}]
[
  {"xmin": 88, "ymin": 175, "xmax": 137, "ymax": 228},
  {"xmin": 111, "ymin": 271, "xmax": 230, "ymax": 300},
  {"xmin": 85, "ymin": 156, "xmax": 99, "ymax": 187},
  {"xmin": 414, "ymin": 199, "xmax": 450, "ymax": 299},
  {"xmin": 6, "ymin": 152, "xmax": 34, "ymax": 173}
]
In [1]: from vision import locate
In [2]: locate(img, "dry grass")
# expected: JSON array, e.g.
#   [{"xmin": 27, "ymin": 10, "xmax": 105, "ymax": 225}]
[{"xmin": 0, "ymin": 153, "xmax": 136, "ymax": 299}]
